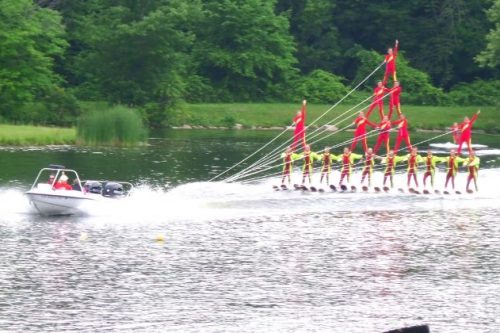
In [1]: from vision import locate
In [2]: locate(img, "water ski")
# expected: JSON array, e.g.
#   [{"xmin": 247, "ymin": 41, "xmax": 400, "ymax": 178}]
[
  {"xmin": 423, "ymin": 189, "xmax": 430, "ymax": 195},
  {"xmin": 280, "ymin": 184, "xmax": 288, "ymax": 190},
  {"xmin": 293, "ymin": 184, "xmax": 300, "ymax": 190},
  {"xmin": 272, "ymin": 185, "xmax": 279, "ymax": 190},
  {"xmin": 301, "ymin": 185, "xmax": 309, "ymax": 191},
  {"xmin": 362, "ymin": 186, "xmax": 369, "ymax": 192},
  {"xmin": 383, "ymin": 186, "xmax": 390, "ymax": 192},
  {"xmin": 374, "ymin": 186, "xmax": 381, "ymax": 192},
  {"xmin": 434, "ymin": 189, "xmax": 441, "ymax": 195},
  {"xmin": 455, "ymin": 191, "xmax": 462, "ymax": 195},
  {"xmin": 398, "ymin": 188, "xmax": 405, "ymax": 193},
  {"xmin": 350, "ymin": 185, "xmax": 357, "ymax": 192},
  {"xmin": 329, "ymin": 184, "xmax": 337, "ymax": 192},
  {"xmin": 413, "ymin": 189, "xmax": 421, "ymax": 195},
  {"xmin": 318, "ymin": 188, "xmax": 325, "ymax": 193},
  {"xmin": 466, "ymin": 189, "xmax": 474, "ymax": 194},
  {"xmin": 443, "ymin": 190, "xmax": 450, "ymax": 195},
  {"xmin": 310, "ymin": 186, "xmax": 318, "ymax": 192}
]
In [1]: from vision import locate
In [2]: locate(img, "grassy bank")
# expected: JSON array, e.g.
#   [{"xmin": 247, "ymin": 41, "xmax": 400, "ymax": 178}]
[
  {"xmin": 0, "ymin": 124, "xmax": 75, "ymax": 145},
  {"xmin": 174, "ymin": 103, "xmax": 499, "ymax": 132}
]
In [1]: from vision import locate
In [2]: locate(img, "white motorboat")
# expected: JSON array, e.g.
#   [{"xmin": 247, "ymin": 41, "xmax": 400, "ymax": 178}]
[{"xmin": 25, "ymin": 165, "xmax": 133, "ymax": 216}]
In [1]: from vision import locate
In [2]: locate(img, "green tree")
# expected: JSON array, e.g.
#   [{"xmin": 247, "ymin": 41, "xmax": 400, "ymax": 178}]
[
  {"xmin": 195, "ymin": 0, "xmax": 297, "ymax": 101},
  {"xmin": 0, "ymin": 0, "xmax": 67, "ymax": 121},
  {"xmin": 477, "ymin": 0, "xmax": 500, "ymax": 68},
  {"xmin": 276, "ymin": 0, "xmax": 342, "ymax": 74},
  {"xmin": 68, "ymin": 0, "xmax": 201, "ymax": 126}
]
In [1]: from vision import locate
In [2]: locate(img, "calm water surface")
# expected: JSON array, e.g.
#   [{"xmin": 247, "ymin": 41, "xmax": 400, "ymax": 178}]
[{"xmin": 1, "ymin": 130, "xmax": 500, "ymax": 332}]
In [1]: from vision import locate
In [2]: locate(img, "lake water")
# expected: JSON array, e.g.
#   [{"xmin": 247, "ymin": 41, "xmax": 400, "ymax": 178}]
[{"xmin": 1, "ymin": 130, "xmax": 499, "ymax": 333}]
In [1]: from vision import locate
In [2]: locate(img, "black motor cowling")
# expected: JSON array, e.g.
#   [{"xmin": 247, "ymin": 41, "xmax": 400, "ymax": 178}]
[
  {"xmin": 84, "ymin": 181, "xmax": 103, "ymax": 194},
  {"xmin": 102, "ymin": 182, "xmax": 124, "ymax": 197}
]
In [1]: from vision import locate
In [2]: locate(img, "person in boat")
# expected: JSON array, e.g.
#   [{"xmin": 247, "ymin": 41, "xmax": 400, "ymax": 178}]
[
  {"xmin": 281, "ymin": 147, "xmax": 300, "ymax": 185},
  {"xmin": 48, "ymin": 174, "xmax": 56, "ymax": 184},
  {"xmin": 463, "ymin": 150, "xmax": 480, "ymax": 192},
  {"xmin": 338, "ymin": 147, "xmax": 363, "ymax": 187},
  {"xmin": 422, "ymin": 150, "xmax": 443, "ymax": 189},
  {"xmin": 383, "ymin": 40, "xmax": 399, "ymax": 85},
  {"xmin": 351, "ymin": 111, "xmax": 377, "ymax": 153},
  {"xmin": 404, "ymin": 147, "xmax": 423, "ymax": 188},
  {"xmin": 450, "ymin": 122, "xmax": 461, "ymax": 144},
  {"xmin": 457, "ymin": 110, "xmax": 480, "ymax": 155},
  {"xmin": 379, "ymin": 150, "xmax": 406, "ymax": 188},
  {"xmin": 291, "ymin": 100, "xmax": 307, "ymax": 151},
  {"xmin": 319, "ymin": 147, "xmax": 338, "ymax": 185},
  {"xmin": 366, "ymin": 81, "xmax": 390, "ymax": 119},
  {"xmin": 373, "ymin": 115, "xmax": 392, "ymax": 155},
  {"xmin": 388, "ymin": 80, "xmax": 402, "ymax": 120},
  {"xmin": 440, "ymin": 149, "xmax": 466, "ymax": 191},
  {"xmin": 392, "ymin": 114, "xmax": 412, "ymax": 154},
  {"xmin": 54, "ymin": 173, "xmax": 73, "ymax": 190},
  {"xmin": 296, "ymin": 144, "xmax": 320, "ymax": 185},
  {"xmin": 360, "ymin": 147, "xmax": 377, "ymax": 187}
]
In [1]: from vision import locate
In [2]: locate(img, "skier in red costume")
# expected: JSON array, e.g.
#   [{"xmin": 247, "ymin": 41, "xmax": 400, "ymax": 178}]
[
  {"xmin": 383, "ymin": 40, "xmax": 399, "ymax": 85},
  {"xmin": 350, "ymin": 111, "xmax": 377, "ymax": 152},
  {"xmin": 388, "ymin": 81, "xmax": 402, "ymax": 120},
  {"xmin": 373, "ymin": 115, "xmax": 392, "ymax": 155},
  {"xmin": 366, "ymin": 81, "xmax": 390, "ymax": 120},
  {"xmin": 392, "ymin": 114, "xmax": 412, "ymax": 154},
  {"xmin": 457, "ymin": 110, "xmax": 480, "ymax": 155},
  {"xmin": 291, "ymin": 100, "xmax": 307, "ymax": 151}
]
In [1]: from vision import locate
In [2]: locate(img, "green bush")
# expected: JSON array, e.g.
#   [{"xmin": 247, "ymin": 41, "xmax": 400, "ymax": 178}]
[
  {"xmin": 448, "ymin": 80, "xmax": 500, "ymax": 106},
  {"xmin": 294, "ymin": 70, "xmax": 348, "ymax": 104},
  {"xmin": 77, "ymin": 106, "xmax": 147, "ymax": 146}
]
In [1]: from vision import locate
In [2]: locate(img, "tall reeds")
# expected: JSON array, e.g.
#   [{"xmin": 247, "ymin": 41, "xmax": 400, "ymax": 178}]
[{"xmin": 77, "ymin": 106, "xmax": 147, "ymax": 146}]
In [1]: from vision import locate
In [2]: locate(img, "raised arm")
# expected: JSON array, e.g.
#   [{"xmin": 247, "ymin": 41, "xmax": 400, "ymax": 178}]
[
  {"xmin": 470, "ymin": 110, "xmax": 480, "ymax": 125},
  {"xmin": 394, "ymin": 40, "xmax": 399, "ymax": 57}
]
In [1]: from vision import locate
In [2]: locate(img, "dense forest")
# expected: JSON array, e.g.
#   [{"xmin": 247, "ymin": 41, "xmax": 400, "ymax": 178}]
[{"xmin": 1, "ymin": 0, "xmax": 499, "ymax": 127}]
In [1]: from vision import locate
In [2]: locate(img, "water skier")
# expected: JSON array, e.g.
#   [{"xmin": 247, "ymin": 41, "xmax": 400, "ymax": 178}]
[
  {"xmin": 373, "ymin": 115, "xmax": 392, "ymax": 155},
  {"xmin": 457, "ymin": 110, "xmax": 480, "ymax": 155},
  {"xmin": 338, "ymin": 147, "xmax": 363, "ymax": 187},
  {"xmin": 366, "ymin": 81, "xmax": 390, "ymax": 119},
  {"xmin": 383, "ymin": 40, "xmax": 399, "ymax": 85},
  {"xmin": 392, "ymin": 114, "xmax": 412, "ymax": 154},
  {"xmin": 463, "ymin": 151, "xmax": 480, "ymax": 193},
  {"xmin": 351, "ymin": 111, "xmax": 377, "ymax": 153}
]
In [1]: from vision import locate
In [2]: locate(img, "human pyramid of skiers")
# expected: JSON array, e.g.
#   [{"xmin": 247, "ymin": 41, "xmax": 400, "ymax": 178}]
[{"xmin": 280, "ymin": 40, "xmax": 481, "ymax": 194}]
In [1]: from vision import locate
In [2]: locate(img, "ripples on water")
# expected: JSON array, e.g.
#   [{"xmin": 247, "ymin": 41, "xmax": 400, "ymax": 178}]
[{"xmin": 1, "ymin": 176, "xmax": 500, "ymax": 332}]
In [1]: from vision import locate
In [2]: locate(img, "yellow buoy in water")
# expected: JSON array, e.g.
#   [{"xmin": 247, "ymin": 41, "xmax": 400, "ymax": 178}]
[{"xmin": 154, "ymin": 234, "xmax": 165, "ymax": 242}]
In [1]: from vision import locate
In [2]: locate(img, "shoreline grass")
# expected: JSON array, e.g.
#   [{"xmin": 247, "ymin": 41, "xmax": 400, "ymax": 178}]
[
  {"xmin": 176, "ymin": 103, "xmax": 499, "ymax": 132},
  {"xmin": 0, "ymin": 124, "xmax": 76, "ymax": 145},
  {"xmin": 1, "ymin": 103, "xmax": 498, "ymax": 146}
]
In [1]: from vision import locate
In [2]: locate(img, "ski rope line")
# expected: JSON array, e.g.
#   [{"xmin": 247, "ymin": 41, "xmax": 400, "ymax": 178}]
[
  {"xmin": 228, "ymin": 89, "xmax": 396, "ymax": 183},
  {"xmin": 225, "ymin": 93, "xmax": 376, "ymax": 182},
  {"xmin": 211, "ymin": 61, "xmax": 386, "ymax": 183}
]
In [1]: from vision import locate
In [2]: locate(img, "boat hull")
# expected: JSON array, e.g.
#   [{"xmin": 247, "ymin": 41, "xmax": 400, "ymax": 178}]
[{"xmin": 26, "ymin": 192, "xmax": 93, "ymax": 216}]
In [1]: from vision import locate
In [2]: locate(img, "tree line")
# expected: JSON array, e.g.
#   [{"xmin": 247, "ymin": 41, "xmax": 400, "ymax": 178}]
[{"xmin": 0, "ymin": 0, "xmax": 499, "ymax": 127}]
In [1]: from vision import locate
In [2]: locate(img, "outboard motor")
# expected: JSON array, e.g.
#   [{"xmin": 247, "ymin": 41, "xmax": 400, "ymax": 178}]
[
  {"xmin": 84, "ymin": 181, "xmax": 103, "ymax": 194},
  {"xmin": 102, "ymin": 182, "xmax": 124, "ymax": 198}
]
